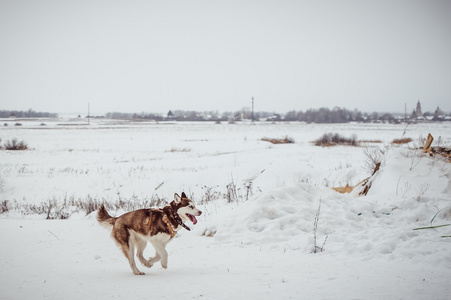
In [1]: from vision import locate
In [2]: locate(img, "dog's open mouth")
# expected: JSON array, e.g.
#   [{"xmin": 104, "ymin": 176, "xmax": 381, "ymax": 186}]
[{"xmin": 186, "ymin": 213, "xmax": 198, "ymax": 225}]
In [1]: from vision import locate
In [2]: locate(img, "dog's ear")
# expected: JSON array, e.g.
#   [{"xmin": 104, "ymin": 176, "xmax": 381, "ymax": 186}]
[
  {"xmin": 181, "ymin": 192, "xmax": 187, "ymax": 199},
  {"xmin": 174, "ymin": 193, "xmax": 182, "ymax": 204}
]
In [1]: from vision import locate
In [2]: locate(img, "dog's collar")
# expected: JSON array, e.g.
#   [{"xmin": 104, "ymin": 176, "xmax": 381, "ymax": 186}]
[
  {"xmin": 169, "ymin": 208, "xmax": 191, "ymax": 232},
  {"xmin": 147, "ymin": 208, "xmax": 191, "ymax": 238}
]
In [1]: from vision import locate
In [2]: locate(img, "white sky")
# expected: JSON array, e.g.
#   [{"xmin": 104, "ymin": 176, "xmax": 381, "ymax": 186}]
[{"xmin": 1, "ymin": 0, "xmax": 450, "ymax": 115}]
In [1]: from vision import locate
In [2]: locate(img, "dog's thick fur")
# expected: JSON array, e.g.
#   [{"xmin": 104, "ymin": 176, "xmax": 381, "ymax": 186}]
[{"xmin": 97, "ymin": 192, "xmax": 202, "ymax": 275}]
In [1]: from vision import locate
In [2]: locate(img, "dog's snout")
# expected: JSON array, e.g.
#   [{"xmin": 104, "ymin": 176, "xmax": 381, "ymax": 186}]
[{"xmin": 198, "ymin": 210, "xmax": 202, "ymax": 216}]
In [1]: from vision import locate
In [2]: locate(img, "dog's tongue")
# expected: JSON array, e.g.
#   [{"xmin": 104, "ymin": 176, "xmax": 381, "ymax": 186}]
[{"xmin": 187, "ymin": 214, "xmax": 197, "ymax": 225}]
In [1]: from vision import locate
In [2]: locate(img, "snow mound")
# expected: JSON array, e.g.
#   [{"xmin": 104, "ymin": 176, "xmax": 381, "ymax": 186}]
[
  {"xmin": 201, "ymin": 184, "xmax": 374, "ymax": 252},
  {"xmin": 201, "ymin": 148, "xmax": 451, "ymax": 264}
]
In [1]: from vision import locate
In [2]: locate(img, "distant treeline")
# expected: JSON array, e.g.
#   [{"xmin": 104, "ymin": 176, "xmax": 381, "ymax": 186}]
[
  {"xmin": 106, "ymin": 107, "xmax": 402, "ymax": 123},
  {"xmin": 105, "ymin": 112, "xmax": 165, "ymax": 121},
  {"xmin": 283, "ymin": 107, "xmax": 384, "ymax": 123},
  {"xmin": 4, "ymin": 105, "xmax": 448, "ymax": 123},
  {"xmin": 0, "ymin": 110, "xmax": 58, "ymax": 118}
]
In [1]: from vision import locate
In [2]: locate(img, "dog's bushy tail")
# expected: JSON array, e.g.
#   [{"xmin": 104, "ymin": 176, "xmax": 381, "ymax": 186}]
[{"xmin": 97, "ymin": 204, "xmax": 116, "ymax": 229}]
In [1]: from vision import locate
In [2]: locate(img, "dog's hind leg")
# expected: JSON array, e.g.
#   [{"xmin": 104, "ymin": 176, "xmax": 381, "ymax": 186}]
[
  {"xmin": 124, "ymin": 242, "xmax": 145, "ymax": 275},
  {"xmin": 113, "ymin": 227, "xmax": 145, "ymax": 275}
]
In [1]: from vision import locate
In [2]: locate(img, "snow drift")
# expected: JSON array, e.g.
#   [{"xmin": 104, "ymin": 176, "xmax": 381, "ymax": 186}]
[{"xmin": 201, "ymin": 146, "xmax": 451, "ymax": 265}]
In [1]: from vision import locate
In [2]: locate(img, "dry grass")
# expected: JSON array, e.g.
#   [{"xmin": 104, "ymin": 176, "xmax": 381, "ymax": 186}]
[
  {"xmin": 359, "ymin": 139, "xmax": 383, "ymax": 144},
  {"xmin": 261, "ymin": 136, "xmax": 295, "ymax": 144},
  {"xmin": 391, "ymin": 138, "xmax": 413, "ymax": 145},
  {"xmin": 1, "ymin": 180, "xmax": 255, "ymax": 218},
  {"xmin": 165, "ymin": 147, "xmax": 192, "ymax": 153}
]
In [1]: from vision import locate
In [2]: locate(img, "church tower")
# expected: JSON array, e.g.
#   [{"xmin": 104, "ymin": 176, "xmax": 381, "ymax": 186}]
[{"xmin": 415, "ymin": 101, "xmax": 423, "ymax": 117}]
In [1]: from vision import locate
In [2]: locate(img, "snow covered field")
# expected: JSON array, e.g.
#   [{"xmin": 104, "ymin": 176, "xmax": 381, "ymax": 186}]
[{"xmin": 1, "ymin": 119, "xmax": 450, "ymax": 299}]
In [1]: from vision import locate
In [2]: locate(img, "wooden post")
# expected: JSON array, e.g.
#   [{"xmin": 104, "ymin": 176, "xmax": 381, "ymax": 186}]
[{"xmin": 422, "ymin": 133, "xmax": 434, "ymax": 154}]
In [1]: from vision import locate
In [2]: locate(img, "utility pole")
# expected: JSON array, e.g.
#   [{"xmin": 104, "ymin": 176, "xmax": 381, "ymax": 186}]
[
  {"xmin": 404, "ymin": 103, "xmax": 407, "ymax": 124},
  {"xmin": 88, "ymin": 102, "xmax": 90, "ymax": 125},
  {"xmin": 251, "ymin": 97, "xmax": 255, "ymax": 125}
]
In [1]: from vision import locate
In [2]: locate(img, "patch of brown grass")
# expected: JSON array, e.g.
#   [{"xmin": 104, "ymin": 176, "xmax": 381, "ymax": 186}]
[
  {"xmin": 165, "ymin": 147, "xmax": 191, "ymax": 153},
  {"xmin": 261, "ymin": 136, "xmax": 295, "ymax": 144},
  {"xmin": 391, "ymin": 138, "xmax": 413, "ymax": 144},
  {"xmin": 359, "ymin": 139, "xmax": 383, "ymax": 144}
]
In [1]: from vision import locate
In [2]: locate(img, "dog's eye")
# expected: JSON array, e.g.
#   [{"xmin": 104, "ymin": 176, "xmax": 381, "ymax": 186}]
[{"xmin": 189, "ymin": 205, "xmax": 194, "ymax": 209}]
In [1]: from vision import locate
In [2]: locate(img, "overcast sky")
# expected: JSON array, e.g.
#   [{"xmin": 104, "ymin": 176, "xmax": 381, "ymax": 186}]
[{"xmin": 1, "ymin": 0, "xmax": 450, "ymax": 115}]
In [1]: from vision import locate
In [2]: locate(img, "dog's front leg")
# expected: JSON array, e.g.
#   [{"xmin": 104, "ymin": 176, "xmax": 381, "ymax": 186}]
[
  {"xmin": 146, "ymin": 252, "xmax": 160, "ymax": 267},
  {"xmin": 151, "ymin": 241, "xmax": 168, "ymax": 269},
  {"xmin": 136, "ymin": 239, "xmax": 154, "ymax": 268}
]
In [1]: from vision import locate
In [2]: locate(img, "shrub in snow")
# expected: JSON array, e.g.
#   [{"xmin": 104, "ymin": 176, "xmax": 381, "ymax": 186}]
[
  {"xmin": 1, "ymin": 200, "xmax": 9, "ymax": 213},
  {"xmin": 363, "ymin": 146, "xmax": 388, "ymax": 176},
  {"xmin": 3, "ymin": 138, "xmax": 28, "ymax": 150},
  {"xmin": 314, "ymin": 133, "xmax": 358, "ymax": 147}
]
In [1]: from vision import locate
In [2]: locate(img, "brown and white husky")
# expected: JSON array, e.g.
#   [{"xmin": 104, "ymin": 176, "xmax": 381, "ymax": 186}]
[{"xmin": 97, "ymin": 192, "xmax": 202, "ymax": 275}]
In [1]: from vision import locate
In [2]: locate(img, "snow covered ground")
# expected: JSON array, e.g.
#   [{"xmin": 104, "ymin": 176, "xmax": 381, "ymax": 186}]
[{"xmin": 1, "ymin": 119, "xmax": 450, "ymax": 299}]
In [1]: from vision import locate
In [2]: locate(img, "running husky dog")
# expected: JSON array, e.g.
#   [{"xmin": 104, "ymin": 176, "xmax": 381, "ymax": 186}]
[{"xmin": 97, "ymin": 192, "xmax": 202, "ymax": 275}]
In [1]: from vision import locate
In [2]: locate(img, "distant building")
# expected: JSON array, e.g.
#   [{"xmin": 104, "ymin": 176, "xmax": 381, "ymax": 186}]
[
  {"xmin": 433, "ymin": 106, "xmax": 445, "ymax": 121},
  {"xmin": 415, "ymin": 101, "xmax": 423, "ymax": 118},
  {"xmin": 411, "ymin": 101, "xmax": 425, "ymax": 120},
  {"xmin": 266, "ymin": 114, "xmax": 281, "ymax": 122}
]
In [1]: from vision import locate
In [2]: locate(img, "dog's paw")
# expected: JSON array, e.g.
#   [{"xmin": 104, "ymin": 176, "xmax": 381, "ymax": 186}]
[
  {"xmin": 143, "ymin": 261, "xmax": 154, "ymax": 268},
  {"xmin": 161, "ymin": 262, "xmax": 168, "ymax": 269},
  {"xmin": 133, "ymin": 271, "xmax": 145, "ymax": 275}
]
